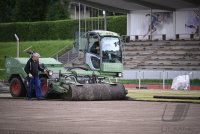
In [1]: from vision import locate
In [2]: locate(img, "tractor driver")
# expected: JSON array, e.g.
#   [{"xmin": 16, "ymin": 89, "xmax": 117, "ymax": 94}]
[
  {"xmin": 90, "ymin": 41, "xmax": 100, "ymax": 68},
  {"xmin": 90, "ymin": 41, "xmax": 100, "ymax": 55},
  {"xmin": 24, "ymin": 52, "xmax": 46, "ymax": 100}
]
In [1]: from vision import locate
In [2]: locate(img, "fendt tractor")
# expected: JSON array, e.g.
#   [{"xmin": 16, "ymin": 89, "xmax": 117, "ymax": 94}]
[{"xmin": 5, "ymin": 30, "xmax": 127, "ymax": 100}]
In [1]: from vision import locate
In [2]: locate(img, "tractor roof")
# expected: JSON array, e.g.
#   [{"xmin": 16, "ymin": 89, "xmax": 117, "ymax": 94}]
[{"xmin": 90, "ymin": 30, "xmax": 120, "ymax": 37}]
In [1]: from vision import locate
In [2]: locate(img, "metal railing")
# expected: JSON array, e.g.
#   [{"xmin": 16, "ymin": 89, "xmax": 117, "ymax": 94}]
[
  {"xmin": 50, "ymin": 45, "xmax": 71, "ymax": 59},
  {"xmin": 121, "ymin": 33, "xmax": 200, "ymax": 43},
  {"xmin": 57, "ymin": 48, "xmax": 79, "ymax": 64},
  {"xmin": 121, "ymin": 70, "xmax": 200, "ymax": 90}
]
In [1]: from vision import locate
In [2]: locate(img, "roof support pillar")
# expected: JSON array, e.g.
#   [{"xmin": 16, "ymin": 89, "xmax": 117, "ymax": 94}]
[{"xmin": 103, "ymin": 10, "xmax": 107, "ymax": 31}]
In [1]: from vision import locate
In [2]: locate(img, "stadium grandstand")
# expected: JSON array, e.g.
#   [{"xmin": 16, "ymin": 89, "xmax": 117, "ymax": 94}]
[{"xmin": 65, "ymin": 0, "xmax": 200, "ymax": 80}]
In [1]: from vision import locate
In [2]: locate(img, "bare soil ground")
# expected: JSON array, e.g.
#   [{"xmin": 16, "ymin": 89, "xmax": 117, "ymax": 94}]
[{"xmin": 0, "ymin": 92, "xmax": 199, "ymax": 134}]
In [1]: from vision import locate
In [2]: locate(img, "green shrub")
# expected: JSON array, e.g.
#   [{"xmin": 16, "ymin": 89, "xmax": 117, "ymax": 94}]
[
  {"xmin": 0, "ymin": 16, "xmax": 126, "ymax": 41},
  {"xmin": 107, "ymin": 16, "xmax": 127, "ymax": 36}
]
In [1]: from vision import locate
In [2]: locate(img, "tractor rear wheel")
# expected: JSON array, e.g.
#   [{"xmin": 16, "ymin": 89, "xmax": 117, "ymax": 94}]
[
  {"xmin": 10, "ymin": 77, "xmax": 26, "ymax": 97},
  {"xmin": 40, "ymin": 77, "xmax": 48, "ymax": 97}
]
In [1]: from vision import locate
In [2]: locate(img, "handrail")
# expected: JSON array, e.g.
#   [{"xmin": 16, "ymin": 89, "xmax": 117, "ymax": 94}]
[
  {"xmin": 50, "ymin": 45, "xmax": 71, "ymax": 58},
  {"xmin": 58, "ymin": 48, "xmax": 79, "ymax": 64}
]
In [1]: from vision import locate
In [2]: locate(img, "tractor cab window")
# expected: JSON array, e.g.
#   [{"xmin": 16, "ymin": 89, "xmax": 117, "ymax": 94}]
[
  {"xmin": 85, "ymin": 32, "xmax": 100, "ymax": 70},
  {"xmin": 88, "ymin": 33, "xmax": 99, "ymax": 55},
  {"xmin": 102, "ymin": 37, "xmax": 122, "ymax": 63},
  {"xmin": 90, "ymin": 41, "xmax": 100, "ymax": 55}
]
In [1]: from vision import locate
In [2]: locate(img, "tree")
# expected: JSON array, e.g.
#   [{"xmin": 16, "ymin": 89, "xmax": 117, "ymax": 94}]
[
  {"xmin": 0, "ymin": 0, "xmax": 70, "ymax": 22},
  {"xmin": 46, "ymin": 0, "xmax": 70, "ymax": 21},
  {"xmin": 0, "ymin": 0, "xmax": 16, "ymax": 22},
  {"xmin": 13, "ymin": 0, "xmax": 50, "ymax": 22}
]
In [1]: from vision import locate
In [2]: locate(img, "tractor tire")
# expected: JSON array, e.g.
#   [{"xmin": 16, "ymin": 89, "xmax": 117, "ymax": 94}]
[
  {"xmin": 40, "ymin": 77, "xmax": 48, "ymax": 97},
  {"xmin": 10, "ymin": 77, "xmax": 26, "ymax": 97}
]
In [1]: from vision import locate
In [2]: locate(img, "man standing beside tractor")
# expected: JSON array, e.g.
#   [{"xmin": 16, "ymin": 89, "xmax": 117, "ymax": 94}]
[{"xmin": 24, "ymin": 52, "xmax": 46, "ymax": 100}]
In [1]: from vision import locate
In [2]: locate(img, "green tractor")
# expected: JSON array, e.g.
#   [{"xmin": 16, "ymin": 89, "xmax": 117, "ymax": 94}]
[{"xmin": 5, "ymin": 30, "xmax": 127, "ymax": 100}]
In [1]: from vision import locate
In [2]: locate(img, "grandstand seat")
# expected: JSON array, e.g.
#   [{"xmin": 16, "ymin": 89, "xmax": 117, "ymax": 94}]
[{"xmin": 123, "ymin": 40, "xmax": 200, "ymax": 70}]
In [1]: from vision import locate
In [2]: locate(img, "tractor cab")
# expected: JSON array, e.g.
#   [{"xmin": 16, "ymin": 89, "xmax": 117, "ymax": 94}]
[{"xmin": 76, "ymin": 30, "xmax": 123, "ymax": 77}]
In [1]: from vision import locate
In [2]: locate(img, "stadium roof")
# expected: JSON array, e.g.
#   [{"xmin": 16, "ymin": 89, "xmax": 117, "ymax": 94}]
[{"xmin": 72, "ymin": 0, "xmax": 200, "ymax": 13}]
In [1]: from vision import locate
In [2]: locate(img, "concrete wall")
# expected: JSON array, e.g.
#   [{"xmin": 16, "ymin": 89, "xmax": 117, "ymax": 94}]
[
  {"xmin": 122, "ymin": 70, "xmax": 200, "ymax": 80},
  {"xmin": 127, "ymin": 8, "xmax": 200, "ymax": 40}
]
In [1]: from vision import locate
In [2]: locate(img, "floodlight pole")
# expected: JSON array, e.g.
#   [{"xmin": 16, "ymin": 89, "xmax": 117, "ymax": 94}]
[
  {"xmin": 14, "ymin": 34, "xmax": 19, "ymax": 58},
  {"xmin": 78, "ymin": 2, "xmax": 81, "ymax": 56},
  {"xmin": 199, "ymin": 7, "xmax": 200, "ymax": 40},
  {"xmin": 74, "ymin": 4, "xmax": 77, "ymax": 19},
  {"xmin": 103, "ymin": 10, "xmax": 107, "ymax": 31},
  {"xmin": 84, "ymin": 4, "xmax": 87, "ymax": 32},
  {"xmin": 78, "ymin": 3, "xmax": 81, "ymax": 43},
  {"xmin": 150, "ymin": 8, "xmax": 152, "ymax": 40},
  {"xmin": 98, "ymin": 9, "xmax": 100, "ymax": 30}
]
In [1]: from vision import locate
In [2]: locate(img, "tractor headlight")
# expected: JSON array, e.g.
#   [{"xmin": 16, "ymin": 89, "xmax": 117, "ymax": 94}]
[
  {"xmin": 54, "ymin": 78, "xmax": 59, "ymax": 82},
  {"xmin": 48, "ymin": 70, "xmax": 53, "ymax": 76},
  {"xmin": 118, "ymin": 73, "xmax": 122, "ymax": 77}
]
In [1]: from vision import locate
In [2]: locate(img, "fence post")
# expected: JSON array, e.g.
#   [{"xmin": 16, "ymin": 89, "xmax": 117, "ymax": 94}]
[
  {"xmin": 138, "ymin": 70, "xmax": 141, "ymax": 89},
  {"xmin": 167, "ymin": 71, "xmax": 169, "ymax": 89},
  {"xmin": 14, "ymin": 34, "xmax": 19, "ymax": 58},
  {"xmin": 159, "ymin": 71, "xmax": 162, "ymax": 89},
  {"xmin": 163, "ymin": 70, "xmax": 165, "ymax": 90},
  {"xmin": 142, "ymin": 71, "xmax": 144, "ymax": 88}
]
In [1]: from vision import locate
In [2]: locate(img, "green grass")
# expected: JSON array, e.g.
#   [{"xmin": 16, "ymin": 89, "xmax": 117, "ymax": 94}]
[
  {"xmin": 117, "ymin": 79, "xmax": 167, "ymax": 84},
  {"xmin": 116, "ymin": 79, "xmax": 200, "ymax": 86},
  {"xmin": 0, "ymin": 40, "xmax": 73, "ymax": 80},
  {"xmin": 0, "ymin": 40, "xmax": 73, "ymax": 58},
  {"xmin": 127, "ymin": 89, "xmax": 200, "ymax": 103}
]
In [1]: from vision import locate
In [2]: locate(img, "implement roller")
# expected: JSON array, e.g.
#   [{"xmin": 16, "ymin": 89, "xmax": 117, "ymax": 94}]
[{"xmin": 65, "ymin": 84, "xmax": 126, "ymax": 101}]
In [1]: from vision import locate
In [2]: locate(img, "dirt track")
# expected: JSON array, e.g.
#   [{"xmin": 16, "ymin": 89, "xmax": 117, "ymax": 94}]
[{"xmin": 0, "ymin": 93, "xmax": 200, "ymax": 134}]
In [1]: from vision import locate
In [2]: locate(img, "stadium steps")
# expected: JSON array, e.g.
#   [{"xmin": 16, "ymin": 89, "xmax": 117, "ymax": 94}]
[
  {"xmin": 125, "ymin": 65, "xmax": 200, "ymax": 70},
  {"xmin": 123, "ymin": 40, "xmax": 200, "ymax": 70}
]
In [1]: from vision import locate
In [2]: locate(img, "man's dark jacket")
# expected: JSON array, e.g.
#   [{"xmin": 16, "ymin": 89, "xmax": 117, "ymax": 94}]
[{"xmin": 24, "ymin": 58, "xmax": 44, "ymax": 77}]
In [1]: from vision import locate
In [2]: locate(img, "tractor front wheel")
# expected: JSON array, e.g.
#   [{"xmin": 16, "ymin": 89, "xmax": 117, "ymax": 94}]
[
  {"xmin": 10, "ymin": 77, "xmax": 26, "ymax": 97},
  {"xmin": 40, "ymin": 77, "xmax": 48, "ymax": 97}
]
